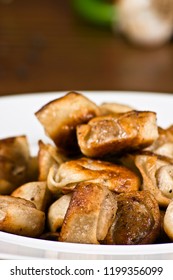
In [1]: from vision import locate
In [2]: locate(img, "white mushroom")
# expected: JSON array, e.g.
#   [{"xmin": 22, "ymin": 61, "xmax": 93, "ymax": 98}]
[{"xmin": 115, "ymin": 0, "xmax": 173, "ymax": 46}]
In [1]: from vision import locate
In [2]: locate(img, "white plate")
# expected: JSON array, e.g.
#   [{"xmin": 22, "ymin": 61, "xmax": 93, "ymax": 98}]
[{"xmin": 0, "ymin": 91, "xmax": 173, "ymax": 260}]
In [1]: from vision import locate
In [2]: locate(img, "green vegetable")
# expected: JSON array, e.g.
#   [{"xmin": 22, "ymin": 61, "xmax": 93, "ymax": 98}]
[{"xmin": 72, "ymin": 0, "xmax": 118, "ymax": 27}]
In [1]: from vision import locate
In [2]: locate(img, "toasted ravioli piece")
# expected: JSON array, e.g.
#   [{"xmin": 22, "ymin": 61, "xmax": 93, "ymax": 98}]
[
  {"xmin": 146, "ymin": 125, "xmax": 173, "ymax": 159},
  {"xmin": 77, "ymin": 110, "xmax": 158, "ymax": 158},
  {"xmin": 0, "ymin": 135, "xmax": 31, "ymax": 195},
  {"xmin": 163, "ymin": 200, "xmax": 173, "ymax": 241},
  {"xmin": 135, "ymin": 152, "xmax": 173, "ymax": 207},
  {"xmin": 47, "ymin": 193, "xmax": 72, "ymax": 232},
  {"xmin": 59, "ymin": 183, "xmax": 117, "ymax": 244},
  {"xmin": 38, "ymin": 140, "xmax": 68, "ymax": 181},
  {"xmin": 104, "ymin": 190, "xmax": 160, "ymax": 245},
  {"xmin": 12, "ymin": 181, "xmax": 52, "ymax": 211},
  {"xmin": 35, "ymin": 92, "xmax": 101, "ymax": 155},
  {"xmin": 0, "ymin": 195, "xmax": 45, "ymax": 237},
  {"xmin": 100, "ymin": 102, "xmax": 133, "ymax": 115},
  {"xmin": 47, "ymin": 157, "xmax": 140, "ymax": 196}
]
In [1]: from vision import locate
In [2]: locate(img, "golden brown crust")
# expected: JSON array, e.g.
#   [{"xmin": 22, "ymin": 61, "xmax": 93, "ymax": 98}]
[
  {"xmin": 47, "ymin": 157, "xmax": 140, "ymax": 196},
  {"xmin": 59, "ymin": 183, "xmax": 117, "ymax": 244},
  {"xmin": 11, "ymin": 181, "xmax": 52, "ymax": 212},
  {"xmin": 0, "ymin": 195, "xmax": 45, "ymax": 237},
  {"xmin": 38, "ymin": 140, "xmax": 68, "ymax": 181},
  {"xmin": 35, "ymin": 92, "xmax": 101, "ymax": 155},
  {"xmin": 77, "ymin": 110, "xmax": 158, "ymax": 158},
  {"xmin": 104, "ymin": 190, "xmax": 161, "ymax": 245}
]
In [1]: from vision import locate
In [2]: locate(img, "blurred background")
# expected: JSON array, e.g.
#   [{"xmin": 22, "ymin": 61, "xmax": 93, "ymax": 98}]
[{"xmin": 0, "ymin": 0, "xmax": 173, "ymax": 96}]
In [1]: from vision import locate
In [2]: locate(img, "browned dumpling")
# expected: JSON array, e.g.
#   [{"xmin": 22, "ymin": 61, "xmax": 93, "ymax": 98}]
[
  {"xmin": 47, "ymin": 193, "xmax": 72, "ymax": 232},
  {"xmin": 11, "ymin": 181, "xmax": 52, "ymax": 212},
  {"xmin": 0, "ymin": 135, "xmax": 31, "ymax": 195},
  {"xmin": 59, "ymin": 182, "xmax": 118, "ymax": 244},
  {"xmin": 135, "ymin": 152, "xmax": 173, "ymax": 207},
  {"xmin": 100, "ymin": 102, "xmax": 133, "ymax": 115},
  {"xmin": 77, "ymin": 110, "xmax": 158, "ymax": 158},
  {"xmin": 104, "ymin": 190, "xmax": 160, "ymax": 245},
  {"xmin": 38, "ymin": 140, "xmax": 68, "ymax": 181},
  {"xmin": 145, "ymin": 125, "xmax": 173, "ymax": 158},
  {"xmin": 35, "ymin": 92, "xmax": 101, "ymax": 156},
  {"xmin": 47, "ymin": 157, "xmax": 140, "ymax": 196},
  {"xmin": 163, "ymin": 200, "xmax": 173, "ymax": 241},
  {"xmin": 0, "ymin": 195, "xmax": 45, "ymax": 237}
]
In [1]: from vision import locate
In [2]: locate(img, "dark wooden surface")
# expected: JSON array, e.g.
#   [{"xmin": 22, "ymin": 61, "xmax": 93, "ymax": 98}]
[{"xmin": 0, "ymin": 0, "xmax": 173, "ymax": 96}]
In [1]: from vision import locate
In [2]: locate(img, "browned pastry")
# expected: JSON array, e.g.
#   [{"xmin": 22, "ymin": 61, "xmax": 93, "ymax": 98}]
[
  {"xmin": 47, "ymin": 157, "xmax": 140, "ymax": 196},
  {"xmin": 104, "ymin": 190, "xmax": 161, "ymax": 245},
  {"xmin": 99, "ymin": 102, "xmax": 133, "ymax": 115},
  {"xmin": 0, "ymin": 135, "xmax": 31, "ymax": 195},
  {"xmin": 163, "ymin": 200, "xmax": 173, "ymax": 241},
  {"xmin": 0, "ymin": 195, "xmax": 45, "ymax": 237},
  {"xmin": 59, "ymin": 182, "xmax": 118, "ymax": 244},
  {"xmin": 135, "ymin": 152, "xmax": 173, "ymax": 207},
  {"xmin": 35, "ymin": 92, "xmax": 101, "ymax": 156},
  {"xmin": 38, "ymin": 140, "xmax": 68, "ymax": 181},
  {"xmin": 47, "ymin": 193, "xmax": 72, "ymax": 232},
  {"xmin": 77, "ymin": 110, "xmax": 158, "ymax": 158},
  {"xmin": 12, "ymin": 181, "xmax": 52, "ymax": 212},
  {"xmin": 145, "ymin": 125, "xmax": 173, "ymax": 158}
]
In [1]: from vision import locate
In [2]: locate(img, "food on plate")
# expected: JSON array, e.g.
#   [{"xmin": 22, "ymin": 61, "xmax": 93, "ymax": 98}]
[
  {"xmin": 0, "ymin": 91, "xmax": 173, "ymax": 246},
  {"xmin": 104, "ymin": 190, "xmax": 160, "ymax": 245},
  {"xmin": 135, "ymin": 152, "xmax": 173, "ymax": 207},
  {"xmin": 145, "ymin": 125, "xmax": 173, "ymax": 159},
  {"xmin": 11, "ymin": 181, "xmax": 52, "ymax": 211},
  {"xmin": 77, "ymin": 111, "xmax": 158, "ymax": 158},
  {"xmin": 99, "ymin": 101, "xmax": 133, "ymax": 115},
  {"xmin": 0, "ymin": 195, "xmax": 45, "ymax": 237},
  {"xmin": 163, "ymin": 200, "xmax": 173, "ymax": 241},
  {"xmin": 35, "ymin": 91, "xmax": 101, "ymax": 156},
  {"xmin": 0, "ymin": 135, "xmax": 32, "ymax": 195},
  {"xmin": 47, "ymin": 193, "xmax": 72, "ymax": 232},
  {"xmin": 59, "ymin": 183, "xmax": 117, "ymax": 244},
  {"xmin": 38, "ymin": 140, "xmax": 68, "ymax": 181},
  {"xmin": 47, "ymin": 157, "xmax": 140, "ymax": 196}
]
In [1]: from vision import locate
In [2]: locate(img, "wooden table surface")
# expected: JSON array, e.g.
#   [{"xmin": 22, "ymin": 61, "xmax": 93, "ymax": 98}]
[{"xmin": 0, "ymin": 0, "xmax": 173, "ymax": 96}]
